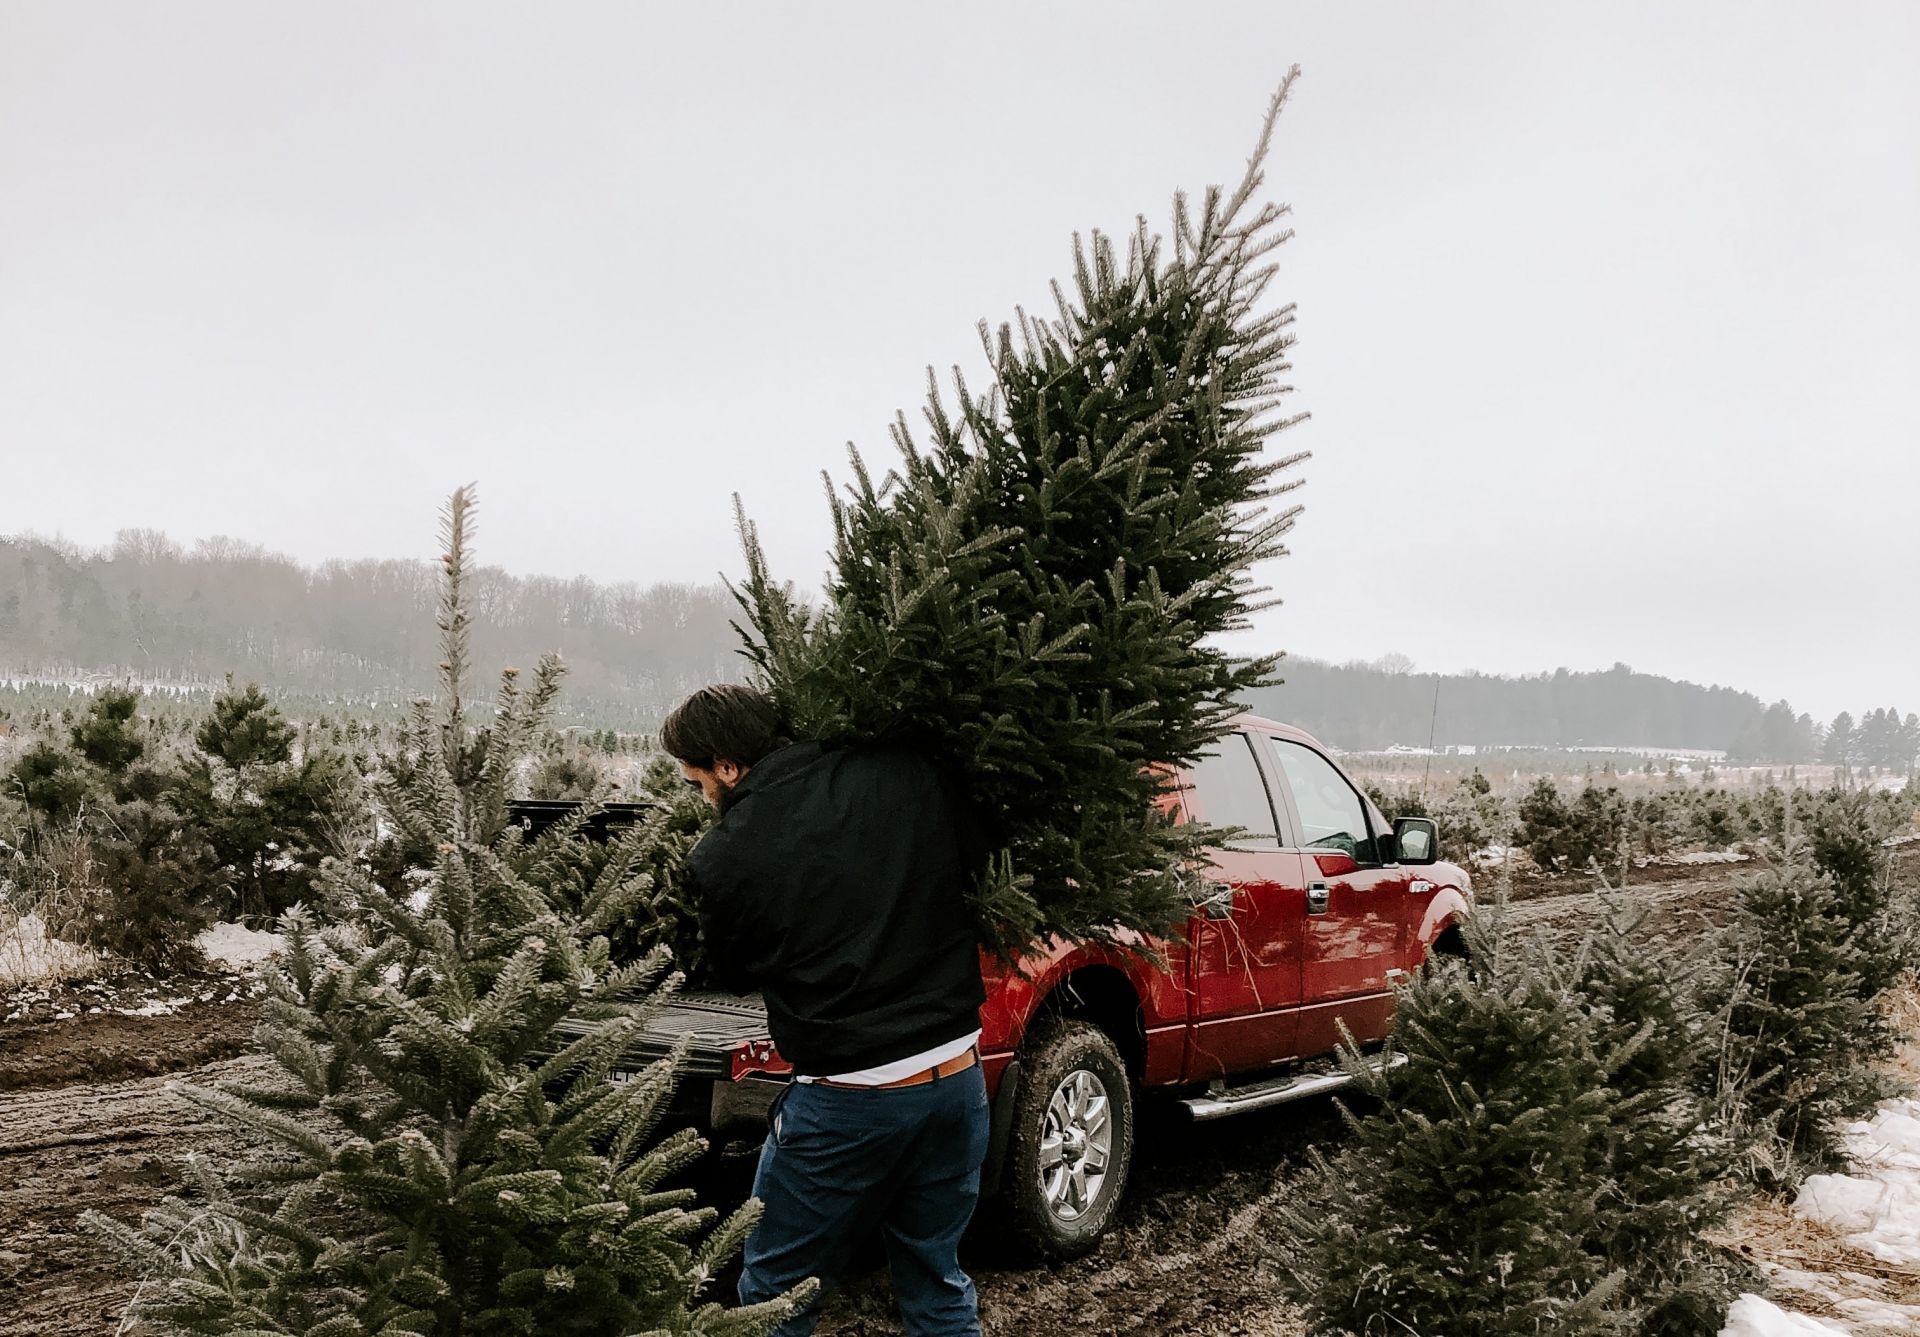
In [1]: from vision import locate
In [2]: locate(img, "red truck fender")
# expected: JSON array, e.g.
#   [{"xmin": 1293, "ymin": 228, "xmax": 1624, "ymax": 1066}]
[
  {"xmin": 1409, "ymin": 865, "xmax": 1474, "ymax": 961},
  {"xmin": 978, "ymin": 935, "xmax": 1183, "ymax": 1089}
]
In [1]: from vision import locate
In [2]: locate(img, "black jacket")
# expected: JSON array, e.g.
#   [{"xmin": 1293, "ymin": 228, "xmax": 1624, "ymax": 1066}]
[{"xmin": 688, "ymin": 741, "xmax": 987, "ymax": 1077}]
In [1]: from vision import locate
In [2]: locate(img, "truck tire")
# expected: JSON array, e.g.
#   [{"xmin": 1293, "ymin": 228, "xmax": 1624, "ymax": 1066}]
[{"xmin": 1001, "ymin": 1018, "xmax": 1135, "ymax": 1260}]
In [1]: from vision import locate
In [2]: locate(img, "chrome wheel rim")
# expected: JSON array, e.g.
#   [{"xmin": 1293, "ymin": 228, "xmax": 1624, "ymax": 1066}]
[{"xmin": 1037, "ymin": 1068, "xmax": 1113, "ymax": 1222}]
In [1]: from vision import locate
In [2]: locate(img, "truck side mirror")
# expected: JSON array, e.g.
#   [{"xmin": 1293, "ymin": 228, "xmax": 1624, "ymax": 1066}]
[{"xmin": 1394, "ymin": 817, "xmax": 1439, "ymax": 865}]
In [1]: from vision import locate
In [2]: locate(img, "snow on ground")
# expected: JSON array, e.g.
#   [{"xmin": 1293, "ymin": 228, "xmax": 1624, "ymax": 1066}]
[
  {"xmin": 1638, "ymin": 849, "xmax": 1753, "ymax": 867},
  {"xmin": 3, "ymin": 914, "xmax": 283, "ymax": 986},
  {"xmin": 194, "ymin": 920, "xmax": 284, "ymax": 970},
  {"xmin": 1721, "ymin": 1295, "xmax": 1849, "ymax": 1336},
  {"xmin": 0, "ymin": 913, "xmax": 100, "ymax": 986},
  {"xmin": 1754, "ymin": 1267, "xmax": 1920, "ymax": 1336},
  {"xmin": 1795, "ymin": 1098, "xmax": 1920, "ymax": 1265}
]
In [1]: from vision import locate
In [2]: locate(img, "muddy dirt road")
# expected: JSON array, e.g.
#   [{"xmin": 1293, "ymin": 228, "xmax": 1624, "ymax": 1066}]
[{"xmin": 0, "ymin": 857, "xmax": 1861, "ymax": 1336}]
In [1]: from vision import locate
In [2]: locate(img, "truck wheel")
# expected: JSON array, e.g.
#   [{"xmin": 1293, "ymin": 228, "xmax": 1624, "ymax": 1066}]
[{"xmin": 1002, "ymin": 1018, "xmax": 1135, "ymax": 1260}]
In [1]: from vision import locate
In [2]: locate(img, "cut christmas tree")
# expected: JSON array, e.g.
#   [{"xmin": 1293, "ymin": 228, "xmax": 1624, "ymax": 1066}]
[{"xmin": 733, "ymin": 71, "xmax": 1311, "ymax": 954}]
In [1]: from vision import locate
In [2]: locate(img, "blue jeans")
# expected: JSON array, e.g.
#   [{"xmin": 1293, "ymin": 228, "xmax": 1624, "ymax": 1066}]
[{"xmin": 738, "ymin": 1063, "xmax": 990, "ymax": 1336}]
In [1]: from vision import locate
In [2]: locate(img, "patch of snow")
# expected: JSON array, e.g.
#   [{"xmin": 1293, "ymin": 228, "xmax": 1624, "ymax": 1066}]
[
  {"xmin": 1832, "ymin": 1296, "xmax": 1920, "ymax": 1333},
  {"xmin": 1794, "ymin": 1097, "xmax": 1920, "ymax": 1266},
  {"xmin": 0, "ymin": 912, "xmax": 101, "ymax": 985},
  {"xmin": 114, "ymin": 995, "xmax": 194, "ymax": 1018},
  {"xmin": 407, "ymin": 888, "xmax": 432, "ymax": 913},
  {"xmin": 1637, "ymin": 849, "xmax": 1751, "ymax": 867},
  {"xmin": 1719, "ymin": 1294, "xmax": 1849, "ymax": 1336},
  {"xmin": 194, "ymin": 921, "xmax": 285, "ymax": 970}
]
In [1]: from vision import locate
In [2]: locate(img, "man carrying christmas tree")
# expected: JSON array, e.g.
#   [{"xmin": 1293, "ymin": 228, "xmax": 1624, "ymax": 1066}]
[{"xmin": 663, "ymin": 683, "xmax": 991, "ymax": 1337}]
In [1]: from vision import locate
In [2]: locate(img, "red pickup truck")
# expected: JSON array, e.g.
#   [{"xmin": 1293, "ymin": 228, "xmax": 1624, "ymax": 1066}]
[{"xmin": 541, "ymin": 714, "xmax": 1472, "ymax": 1258}]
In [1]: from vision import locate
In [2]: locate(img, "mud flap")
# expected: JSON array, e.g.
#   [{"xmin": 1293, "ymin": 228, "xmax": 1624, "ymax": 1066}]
[{"xmin": 979, "ymin": 1058, "xmax": 1022, "ymax": 1200}]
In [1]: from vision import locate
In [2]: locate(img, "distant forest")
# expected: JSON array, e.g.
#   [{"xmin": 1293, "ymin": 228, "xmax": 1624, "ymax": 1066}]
[
  {"xmin": 1244, "ymin": 660, "xmax": 1832, "ymax": 759},
  {"xmin": 1, "ymin": 530, "xmax": 1909, "ymax": 763},
  {"xmin": 0, "ymin": 531, "xmax": 742, "ymax": 728}
]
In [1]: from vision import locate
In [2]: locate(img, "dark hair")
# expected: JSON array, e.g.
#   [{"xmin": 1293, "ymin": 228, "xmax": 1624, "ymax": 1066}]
[{"xmin": 660, "ymin": 684, "xmax": 787, "ymax": 770}]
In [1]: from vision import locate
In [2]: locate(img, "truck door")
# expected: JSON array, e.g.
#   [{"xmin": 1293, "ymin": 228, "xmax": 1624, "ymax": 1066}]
[
  {"xmin": 1259, "ymin": 735, "xmax": 1405, "ymax": 1056},
  {"xmin": 1180, "ymin": 732, "xmax": 1306, "ymax": 1080}
]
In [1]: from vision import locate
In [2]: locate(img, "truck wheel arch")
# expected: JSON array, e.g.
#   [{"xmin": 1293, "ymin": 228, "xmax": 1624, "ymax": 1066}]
[
  {"xmin": 1414, "ymin": 886, "xmax": 1473, "ymax": 960},
  {"xmin": 1037, "ymin": 964, "xmax": 1146, "ymax": 1082}
]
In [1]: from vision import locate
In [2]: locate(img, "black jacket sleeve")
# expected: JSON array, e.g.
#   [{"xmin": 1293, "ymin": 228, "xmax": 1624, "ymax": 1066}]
[{"xmin": 689, "ymin": 846, "xmax": 763, "ymax": 996}]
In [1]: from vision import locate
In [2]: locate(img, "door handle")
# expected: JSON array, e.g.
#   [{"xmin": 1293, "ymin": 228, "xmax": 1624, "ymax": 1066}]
[
  {"xmin": 1307, "ymin": 881, "xmax": 1330, "ymax": 915},
  {"xmin": 1203, "ymin": 882, "xmax": 1236, "ymax": 920}
]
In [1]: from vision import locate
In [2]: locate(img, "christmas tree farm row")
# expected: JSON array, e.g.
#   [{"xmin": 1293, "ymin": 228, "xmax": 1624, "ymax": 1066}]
[{"xmin": 1275, "ymin": 800, "xmax": 1916, "ymax": 1335}]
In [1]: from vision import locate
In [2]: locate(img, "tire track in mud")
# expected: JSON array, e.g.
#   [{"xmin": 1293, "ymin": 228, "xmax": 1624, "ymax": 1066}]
[
  {"xmin": 1505, "ymin": 869, "xmax": 1745, "ymax": 955},
  {"xmin": 0, "ymin": 1055, "xmax": 274, "ymax": 1337}
]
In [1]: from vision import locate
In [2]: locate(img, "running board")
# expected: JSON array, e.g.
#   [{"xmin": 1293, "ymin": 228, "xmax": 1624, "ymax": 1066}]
[{"xmin": 1180, "ymin": 1053, "xmax": 1406, "ymax": 1123}]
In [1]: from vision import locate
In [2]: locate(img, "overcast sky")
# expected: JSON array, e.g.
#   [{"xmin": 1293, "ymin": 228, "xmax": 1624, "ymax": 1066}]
[{"xmin": 2, "ymin": 2, "xmax": 1914, "ymax": 722}]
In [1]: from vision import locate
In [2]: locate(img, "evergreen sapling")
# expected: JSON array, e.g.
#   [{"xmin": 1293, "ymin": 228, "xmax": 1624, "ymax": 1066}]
[
  {"xmin": 1575, "ymin": 903, "xmax": 1746, "ymax": 1336},
  {"xmin": 86, "ymin": 488, "xmax": 808, "ymax": 1337},
  {"xmin": 1804, "ymin": 789, "xmax": 1910, "ymax": 995},
  {"xmin": 1704, "ymin": 846, "xmax": 1894, "ymax": 1181},
  {"xmin": 1277, "ymin": 905, "xmax": 1633, "ymax": 1336}
]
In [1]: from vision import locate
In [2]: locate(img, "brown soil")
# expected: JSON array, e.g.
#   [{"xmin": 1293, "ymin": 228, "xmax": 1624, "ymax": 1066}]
[
  {"xmin": 0, "ymin": 1055, "xmax": 272, "ymax": 1337},
  {"xmin": 3, "ymin": 852, "xmax": 1910, "ymax": 1337},
  {"xmin": 0, "ymin": 999, "xmax": 261, "ymax": 1091},
  {"xmin": 1502, "ymin": 861, "xmax": 1749, "ymax": 955}
]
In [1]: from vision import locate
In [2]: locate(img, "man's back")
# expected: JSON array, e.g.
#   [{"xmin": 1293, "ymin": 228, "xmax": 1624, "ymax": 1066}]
[{"xmin": 690, "ymin": 740, "xmax": 987, "ymax": 1077}]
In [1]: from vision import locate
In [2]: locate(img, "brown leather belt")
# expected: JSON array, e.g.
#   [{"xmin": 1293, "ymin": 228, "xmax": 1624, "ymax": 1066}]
[{"xmin": 815, "ymin": 1048, "xmax": 979, "ymax": 1091}]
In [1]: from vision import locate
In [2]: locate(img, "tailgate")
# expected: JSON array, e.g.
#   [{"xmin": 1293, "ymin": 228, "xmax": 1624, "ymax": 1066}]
[{"xmin": 609, "ymin": 990, "xmax": 776, "ymax": 1079}]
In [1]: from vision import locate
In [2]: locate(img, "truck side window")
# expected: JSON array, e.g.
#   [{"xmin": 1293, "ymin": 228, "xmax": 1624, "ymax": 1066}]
[
  {"xmin": 1183, "ymin": 734, "xmax": 1281, "ymax": 849},
  {"xmin": 1266, "ymin": 738, "xmax": 1375, "ymax": 863}
]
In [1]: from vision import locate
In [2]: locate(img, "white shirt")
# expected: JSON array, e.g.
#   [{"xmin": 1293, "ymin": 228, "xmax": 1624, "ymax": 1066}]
[{"xmin": 796, "ymin": 1029, "xmax": 982, "ymax": 1086}]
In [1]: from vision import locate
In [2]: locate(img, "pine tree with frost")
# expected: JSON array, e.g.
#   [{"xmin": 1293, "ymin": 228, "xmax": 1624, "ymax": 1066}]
[
  {"xmin": 85, "ymin": 488, "xmax": 808, "ymax": 1337},
  {"xmin": 1804, "ymin": 788, "xmax": 1909, "ymax": 995},
  {"xmin": 174, "ymin": 678, "xmax": 359, "ymax": 922},
  {"xmin": 1277, "ymin": 907, "xmax": 1633, "ymax": 1336},
  {"xmin": 1705, "ymin": 846, "xmax": 1893, "ymax": 1180},
  {"xmin": 733, "ymin": 72, "xmax": 1310, "ymax": 954},
  {"xmin": 70, "ymin": 683, "xmax": 148, "ymax": 774},
  {"xmin": 512, "ymin": 756, "xmax": 714, "ymax": 977},
  {"xmin": 1575, "ymin": 906, "xmax": 1746, "ymax": 1336}
]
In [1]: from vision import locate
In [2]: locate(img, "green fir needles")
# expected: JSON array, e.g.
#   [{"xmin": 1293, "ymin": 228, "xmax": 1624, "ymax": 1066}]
[
  {"xmin": 86, "ymin": 487, "xmax": 808, "ymax": 1337},
  {"xmin": 733, "ymin": 73, "xmax": 1311, "ymax": 954}
]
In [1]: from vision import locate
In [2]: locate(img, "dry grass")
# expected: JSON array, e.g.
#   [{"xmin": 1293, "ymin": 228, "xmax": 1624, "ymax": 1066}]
[
  {"xmin": 0, "ymin": 829, "xmax": 108, "ymax": 987},
  {"xmin": 1718, "ymin": 1194, "xmax": 1920, "ymax": 1316},
  {"xmin": 1883, "ymin": 972, "xmax": 1920, "ymax": 1088}
]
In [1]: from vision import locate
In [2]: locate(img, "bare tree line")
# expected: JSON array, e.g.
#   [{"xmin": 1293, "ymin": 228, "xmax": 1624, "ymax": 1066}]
[
  {"xmin": 3, "ymin": 531, "xmax": 1904, "ymax": 760},
  {"xmin": 0, "ymin": 530, "xmax": 745, "ymax": 725}
]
